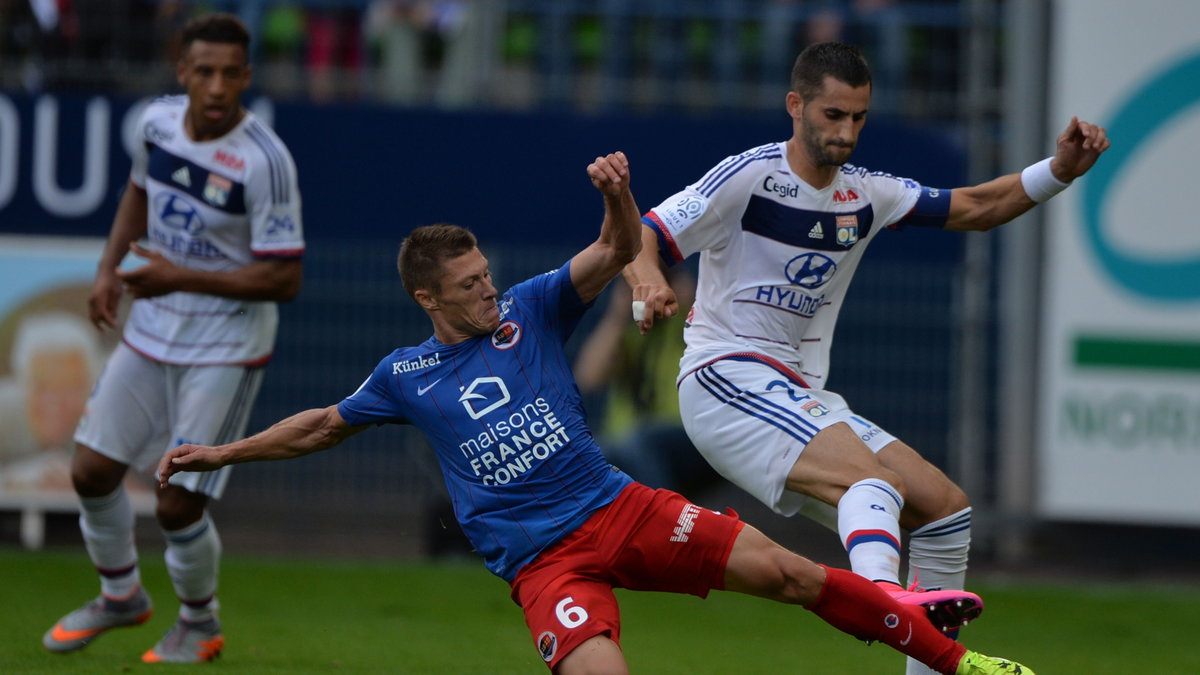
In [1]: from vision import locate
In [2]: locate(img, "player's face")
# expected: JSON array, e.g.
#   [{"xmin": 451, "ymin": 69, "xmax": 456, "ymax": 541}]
[
  {"xmin": 433, "ymin": 248, "xmax": 500, "ymax": 337},
  {"xmin": 177, "ymin": 40, "xmax": 251, "ymax": 141},
  {"xmin": 798, "ymin": 76, "xmax": 870, "ymax": 167}
]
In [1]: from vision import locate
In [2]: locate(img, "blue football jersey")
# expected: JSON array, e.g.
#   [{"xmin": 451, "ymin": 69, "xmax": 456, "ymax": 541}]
[{"xmin": 338, "ymin": 261, "xmax": 634, "ymax": 581}]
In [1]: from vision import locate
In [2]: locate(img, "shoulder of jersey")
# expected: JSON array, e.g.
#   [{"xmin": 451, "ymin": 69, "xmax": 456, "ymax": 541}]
[{"xmin": 145, "ymin": 94, "xmax": 187, "ymax": 115}]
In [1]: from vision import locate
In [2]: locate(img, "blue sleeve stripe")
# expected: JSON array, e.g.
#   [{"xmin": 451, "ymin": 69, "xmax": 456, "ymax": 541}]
[
  {"xmin": 245, "ymin": 120, "xmax": 290, "ymax": 204},
  {"xmin": 695, "ymin": 145, "xmax": 782, "ymax": 197},
  {"xmin": 896, "ymin": 186, "xmax": 951, "ymax": 228}
]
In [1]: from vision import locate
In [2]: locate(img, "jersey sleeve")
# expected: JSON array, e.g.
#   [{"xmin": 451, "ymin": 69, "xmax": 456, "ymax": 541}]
[
  {"xmin": 128, "ymin": 106, "xmax": 153, "ymax": 189},
  {"xmin": 861, "ymin": 171, "xmax": 928, "ymax": 229},
  {"xmin": 642, "ymin": 149, "xmax": 763, "ymax": 266},
  {"xmin": 337, "ymin": 352, "xmax": 409, "ymax": 426},
  {"xmin": 505, "ymin": 262, "xmax": 589, "ymax": 342},
  {"xmin": 244, "ymin": 123, "xmax": 305, "ymax": 259}
]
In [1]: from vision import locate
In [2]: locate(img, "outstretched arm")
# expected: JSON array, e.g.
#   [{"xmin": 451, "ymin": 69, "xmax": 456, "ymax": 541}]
[
  {"xmin": 945, "ymin": 116, "xmax": 1110, "ymax": 232},
  {"xmin": 156, "ymin": 405, "xmax": 367, "ymax": 487},
  {"xmin": 570, "ymin": 152, "xmax": 643, "ymax": 304}
]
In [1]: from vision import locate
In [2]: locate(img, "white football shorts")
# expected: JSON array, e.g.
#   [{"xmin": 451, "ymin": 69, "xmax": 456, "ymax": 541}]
[
  {"xmin": 74, "ymin": 342, "xmax": 264, "ymax": 499},
  {"xmin": 678, "ymin": 354, "xmax": 897, "ymax": 518}
]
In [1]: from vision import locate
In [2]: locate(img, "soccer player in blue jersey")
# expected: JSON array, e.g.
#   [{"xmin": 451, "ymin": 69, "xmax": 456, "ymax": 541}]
[
  {"xmin": 623, "ymin": 41, "xmax": 1109, "ymax": 675},
  {"xmin": 158, "ymin": 152, "xmax": 1032, "ymax": 674}
]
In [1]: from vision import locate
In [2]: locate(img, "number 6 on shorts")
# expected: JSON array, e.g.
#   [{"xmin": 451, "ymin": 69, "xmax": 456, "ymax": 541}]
[{"xmin": 555, "ymin": 597, "xmax": 588, "ymax": 628}]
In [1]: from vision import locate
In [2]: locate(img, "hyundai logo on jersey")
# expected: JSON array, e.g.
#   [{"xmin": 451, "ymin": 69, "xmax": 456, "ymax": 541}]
[
  {"xmin": 154, "ymin": 192, "xmax": 204, "ymax": 234},
  {"xmin": 785, "ymin": 252, "xmax": 836, "ymax": 288}
]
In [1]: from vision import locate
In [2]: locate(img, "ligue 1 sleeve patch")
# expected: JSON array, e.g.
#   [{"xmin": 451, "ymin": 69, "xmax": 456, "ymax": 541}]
[
  {"xmin": 491, "ymin": 320, "xmax": 522, "ymax": 350},
  {"xmin": 655, "ymin": 193, "xmax": 709, "ymax": 234}
]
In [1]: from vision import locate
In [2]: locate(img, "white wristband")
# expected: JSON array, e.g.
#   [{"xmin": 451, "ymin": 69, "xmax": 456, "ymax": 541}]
[{"xmin": 1020, "ymin": 157, "xmax": 1071, "ymax": 203}]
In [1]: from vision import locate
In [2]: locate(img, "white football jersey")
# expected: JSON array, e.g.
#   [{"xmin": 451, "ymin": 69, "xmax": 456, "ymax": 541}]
[
  {"xmin": 644, "ymin": 142, "xmax": 942, "ymax": 388},
  {"xmin": 124, "ymin": 96, "xmax": 304, "ymax": 366}
]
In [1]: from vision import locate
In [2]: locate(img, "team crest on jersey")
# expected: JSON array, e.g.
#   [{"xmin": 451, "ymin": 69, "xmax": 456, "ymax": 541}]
[
  {"xmin": 204, "ymin": 173, "xmax": 232, "ymax": 207},
  {"xmin": 491, "ymin": 320, "xmax": 521, "ymax": 350},
  {"xmin": 537, "ymin": 631, "xmax": 558, "ymax": 662},
  {"xmin": 835, "ymin": 215, "xmax": 859, "ymax": 246},
  {"xmin": 802, "ymin": 400, "xmax": 831, "ymax": 417}
]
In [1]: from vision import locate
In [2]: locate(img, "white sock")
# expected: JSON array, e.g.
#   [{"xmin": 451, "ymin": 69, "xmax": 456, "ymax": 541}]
[
  {"xmin": 906, "ymin": 506, "xmax": 971, "ymax": 592},
  {"xmin": 904, "ymin": 506, "xmax": 971, "ymax": 675},
  {"xmin": 79, "ymin": 488, "xmax": 141, "ymax": 600},
  {"xmin": 837, "ymin": 478, "xmax": 904, "ymax": 585},
  {"xmin": 163, "ymin": 513, "xmax": 222, "ymax": 622}
]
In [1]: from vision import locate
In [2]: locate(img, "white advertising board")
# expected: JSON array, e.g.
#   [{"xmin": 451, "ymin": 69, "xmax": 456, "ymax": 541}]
[{"xmin": 1039, "ymin": 0, "xmax": 1200, "ymax": 524}]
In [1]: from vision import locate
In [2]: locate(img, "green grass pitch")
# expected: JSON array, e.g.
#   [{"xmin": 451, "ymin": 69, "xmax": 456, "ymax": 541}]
[{"xmin": 4, "ymin": 546, "xmax": 1198, "ymax": 673}]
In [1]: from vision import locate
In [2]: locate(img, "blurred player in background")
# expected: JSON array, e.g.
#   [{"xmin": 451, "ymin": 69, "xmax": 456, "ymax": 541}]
[
  {"xmin": 157, "ymin": 152, "xmax": 1030, "ymax": 675},
  {"xmin": 624, "ymin": 41, "xmax": 1108, "ymax": 675},
  {"xmin": 43, "ymin": 13, "xmax": 305, "ymax": 664},
  {"xmin": 573, "ymin": 271, "xmax": 722, "ymax": 498}
]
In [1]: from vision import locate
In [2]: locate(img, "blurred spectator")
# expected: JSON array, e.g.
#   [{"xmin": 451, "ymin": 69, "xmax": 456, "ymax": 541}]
[
  {"xmin": 364, "ymin": 0, "xmax": 491, "ymax": 108},
  {"xmin": 0, "ymin": 1, "xmax": 938, "ymax": 118},
  {"xmin": 364, "ymin": 0, "xmax": 424, "ymax": 104},
  {"xmin": 306, "ymin": 7, "xmax": 364, "ymax": 103},
  {"xmin": 574, "ymin": 272, "xmax": 722, "ymax": 498}
]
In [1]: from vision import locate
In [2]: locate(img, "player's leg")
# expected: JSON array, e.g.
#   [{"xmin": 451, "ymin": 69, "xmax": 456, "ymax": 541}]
[
  {"xmin": 555, "ymin": 635, "xmax": 628, "ymax": 675},
  {"xmin": 142, "ymin": 484, "xmax": 224, "ymax": 663},
  {"xmin": 679, "ymin": 359, "xmax": 909, "ymax": 585},
  {"xmin": 723, "ymin": 525, "xmax": 1032, "ymax": 675},
  {"xmin": 791, "ymin": 414, "xmax": 980, "ymax": 635},
  {"xmin": 877, "ymin": 439, "xmax": 973, "ymax": 675},
  {"xmin": 679, "ymin": 360, "xmax": 979, "ymax": 632},
  {"xmin": 785, "ymin": 421, "xmax": 907, "ymax": 585},
  {"xmin": 878, "ymin": 439, "xmax": 971, "ymax": 594},
  {"xmin": 44, "ymin": 345, "xmax": 165, "ymax": 653},
  {"xmin": 510, "ymin": 548, "xmax": 627, "ymax": 674},
  {"xmin": 142, "ymin": 363, "xmax": 261, "ymax": 663}
]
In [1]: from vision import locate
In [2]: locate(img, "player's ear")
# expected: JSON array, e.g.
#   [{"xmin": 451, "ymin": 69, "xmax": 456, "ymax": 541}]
[
  {"xmin": 786, "ymin": 91, "xmax": 804, "ymax": 120},
  {"xmin": 414, "ymin": 288, "xmax": 439, "ymax": 312}
]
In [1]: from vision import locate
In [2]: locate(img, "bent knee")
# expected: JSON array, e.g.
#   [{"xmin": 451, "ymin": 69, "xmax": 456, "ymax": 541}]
[
  {"xmin": 154, "ymin": 486, "xmax": 207, "ymax": 530},
  {"xmin": 70, "ymin": 445, "xmax": 127, "ymax": 497}
]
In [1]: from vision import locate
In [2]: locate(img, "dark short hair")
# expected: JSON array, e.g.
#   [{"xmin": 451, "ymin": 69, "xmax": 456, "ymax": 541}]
[
  {"xmin": 181, "ymin": 13, "xmax": 251, "ymax": 60},
  {"xmin": 790, "ymin": 42, "xmax": 872, "ymax": 103},
  {"xmin": 397, "ymin": 224, "xmax": 479, "ymax": 300}
]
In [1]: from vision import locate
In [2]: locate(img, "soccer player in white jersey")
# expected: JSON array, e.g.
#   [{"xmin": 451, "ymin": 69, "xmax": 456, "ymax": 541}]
[
  {"xmin": 623, "ymin": 42, "xmax": 1109, "ymax": 675},
  {"xmin": 43, "ymin": 14, "xmax": 304, "ymax": 664},
  {"xmin": 154, "ymin": 152, "xmax": 1032, "ymax": 675}
]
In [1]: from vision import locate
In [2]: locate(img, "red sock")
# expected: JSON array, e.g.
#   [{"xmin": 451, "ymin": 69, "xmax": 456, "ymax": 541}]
[{"xmin": 805, "ymin": 566, "xmax": 966, "ymax": 674}]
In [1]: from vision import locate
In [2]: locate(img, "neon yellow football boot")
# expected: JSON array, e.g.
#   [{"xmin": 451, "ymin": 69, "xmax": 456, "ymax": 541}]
[{"xmin": 956, "ymin": 650, "xmax": 1035, "ymax": 675}]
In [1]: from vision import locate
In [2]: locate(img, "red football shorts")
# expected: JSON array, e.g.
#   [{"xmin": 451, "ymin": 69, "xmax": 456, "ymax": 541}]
[{"xmin": 509, "ymin": 482, "xmax": 744, "ymax": 670}]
